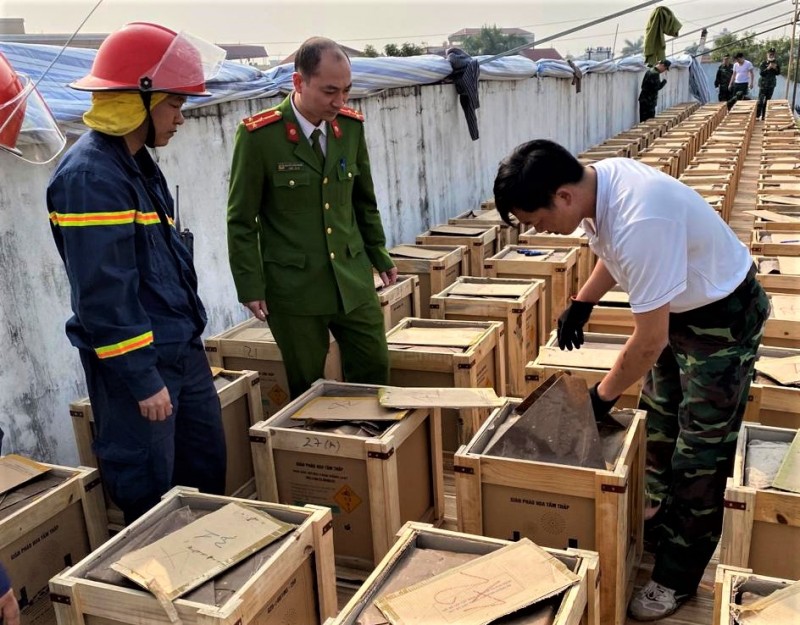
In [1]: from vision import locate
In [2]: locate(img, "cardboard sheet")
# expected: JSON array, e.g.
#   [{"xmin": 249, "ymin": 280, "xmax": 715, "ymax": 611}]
[
  {"xmin": 388, "ymin": 327, "xmax": 483, "ymax": 348},
  {"xmin": 770, "ymin": 295, "xmax": 800, "ymax": 319},
  {"xmin": 755, "ymin": 355, "xmax": 800, "ymax": 386},
  {"xmin": 0, "ymin": 455, "xmax": 50, "ymax": 496},
  {"xmin": 732, "ymin": 579, "xmax": 800, "ymax": 624},
  {"xmin": 111, "ymin": 503, "xmax": 293, "ymax": 603},
  {"xmin": 772, "ymin": 233, "xmax": 800, "ymax": 244},
  {"xmin": 375, "ymin": 538, "xmax": 578, "ymax": 625},
  {"xmin": 291, "ymin": 396, "xmax": 408, "ymax": 422},
  {"xmin": 779, "ymin": 257, "xmax": 800, "ymax": 275},
  {"xmin": 772, "ymin": 431, "xmax": 800, "ymax": 494},
  {"xmin": 378, "ymin": 387, "xmax": 503, "ymax": 409}
]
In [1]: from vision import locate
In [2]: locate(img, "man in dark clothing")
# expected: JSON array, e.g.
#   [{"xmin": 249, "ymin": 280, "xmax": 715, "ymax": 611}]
[
  {"xmin": 714, "ymin": 55, "xmax": 733, "ymax": 102},
  {"xmin": 757, "ymin": 48, "xmax": 781, "ymax": 120},
  {"xmin": 638, "ymin": 59, "xmax": 670, "ymax": 122}
]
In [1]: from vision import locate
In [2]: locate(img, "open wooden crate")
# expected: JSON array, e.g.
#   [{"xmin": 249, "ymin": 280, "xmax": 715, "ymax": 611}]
[
  {"xmin": 70, "ymin": 368, "xmax": 262, "ymax": 530},
  {"xmin": 484, "ymin": 245, "xmax": 578, "ymax": 336},
  {"xmin": 584, "ymin": 288, "xmax": 634, "ymax": 336},
  {"xmin": 429, "ymin": 276, "xmax": 545, "ymax": 397},
  {"xmin": 749, "ymin": 344, "xmax": 800, "ymax": 428},
  {"xmin": 720, "ymin": 423, "xmax": 800, "ymax": 580},
  {"xmin": 763, "ymin": 293, "xmax": 800, "ymax": 349},
  {"xmin": 454, "ymin": 400, "xmax": 645, "ymax": 625},
  {"xmin": 326, "ymin": 522, "xmax": 600, "ymax": 625},
  {"xmin": 249, "ymin": 381, "xmax": 443, "ymax": 572},
  {"xmin": 385, "ymin": 318, "xmax": 505, "ymax": 463},
  {"xmin": 449, "ymin": 208, "xmax": 521, "ymax": 248},
  {"xmin": 712, "ymin": 564, "xmax": 796, "ymax": 625},
  {"xmin": 751, "ymin": 228, "xmax": 800, "ymax": 257},
  {"xmin": 205, "ymin": 318, "xmax": 342, "ymax": 417},
  {"xmin": 519, "ymin": 227, "xmax": 596, "ymax": 295},
  {"xmin": 525, "ymin": 332, "xmax": 643, "ymax": 409},
  {"xmin": 375, "ymin": 273, "xmax": 421, "ymax": 331},
  {"xmin": 388, "ymin": 244, "xmax": 468, "ymax": 316},
  {"xmin": 749, "ymin": 207, "xmax": 800, "ymax": 232},
  {"xmin": 49, "ymin": 486, "xmax": 337, "ymax": 625},
  {"xmin": 0, "ymin": 460, "xmax": 107, "ymax": 625},
  {"xmin": 754, "ymin": 255, "xmax": 800, "ymax": 295},
  {"xmin": 416, "ymin": 224, "xmax": 500, "ymax": 277}
]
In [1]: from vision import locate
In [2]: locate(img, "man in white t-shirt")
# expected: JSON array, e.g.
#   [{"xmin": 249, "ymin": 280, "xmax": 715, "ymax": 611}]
[
  {"xmin": 727, "ymin": 51, "xmax": 754, "ymax": 108},
  {"xmin": 493, "ymin": 140, "xmax": 769, "ymax": 622}
]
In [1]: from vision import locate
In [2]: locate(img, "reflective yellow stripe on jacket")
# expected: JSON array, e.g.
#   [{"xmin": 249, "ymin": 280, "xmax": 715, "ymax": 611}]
[
  {"xmin": 49, "ymin": 210, "xmax": 163, "ymax": 227},
  {"xmin": 95, "ymin": 331, "xmax": 154, "ymax": 359}
]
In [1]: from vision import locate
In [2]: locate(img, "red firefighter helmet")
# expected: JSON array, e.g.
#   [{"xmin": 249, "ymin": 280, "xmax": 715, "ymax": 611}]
[
  {"xmin": 0, "ymin": 51, "xmax": 65, "ymax": 163},
  {"xmin": 70, "ymin": 22, "xmax": 225, "ymax": 96}
]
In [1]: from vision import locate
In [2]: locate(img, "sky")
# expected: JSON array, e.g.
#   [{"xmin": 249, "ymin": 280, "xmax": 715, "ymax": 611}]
[{"xmin": 1, "ymin": 0, "xmax": 796, "ymax": 61}]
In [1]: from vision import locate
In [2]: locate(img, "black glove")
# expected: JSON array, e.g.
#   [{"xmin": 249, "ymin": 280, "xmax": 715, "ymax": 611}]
[
  {"xmin": 589, "ymin": 382, "xmax": 620, "ymax": 424},
  {"xmin": 661, "ymin": 79, "xmax": 667, "ymax": 86},
  {"xmin": 557, "ymin": 299, "xmax": 594, "ymax": 350}
]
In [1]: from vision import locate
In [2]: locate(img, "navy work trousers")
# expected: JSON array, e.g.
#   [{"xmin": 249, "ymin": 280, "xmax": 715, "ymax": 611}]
[{"xmin": 80, "ymin": 341, "xmax": 226, "ymax": 524}]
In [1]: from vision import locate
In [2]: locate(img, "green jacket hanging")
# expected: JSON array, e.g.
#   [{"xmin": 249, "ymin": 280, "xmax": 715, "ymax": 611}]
[{"xmin": 643, "ymin": 7, "xmax": 682, "ymax": 66}]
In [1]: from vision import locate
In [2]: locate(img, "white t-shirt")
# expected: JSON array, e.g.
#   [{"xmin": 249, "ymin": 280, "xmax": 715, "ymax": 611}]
[
  {"xmin": 583, "ymin": 158, "xmax": 752, "ymax": 314},
  {"xmin": 732, "ymin": 60, "xmax": 753, "ymax": 84}
]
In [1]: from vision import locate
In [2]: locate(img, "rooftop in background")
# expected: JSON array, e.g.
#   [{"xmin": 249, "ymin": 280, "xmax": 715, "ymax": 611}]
[
  {"xmin": 0, "ymin": 18, "xmax": 268, "ymax": 62},
  {"xmin": 519, "ymin": 48, "xmax": 564, "ymax": 62}
]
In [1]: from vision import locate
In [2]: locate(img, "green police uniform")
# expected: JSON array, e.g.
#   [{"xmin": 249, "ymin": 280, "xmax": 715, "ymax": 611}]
[
  {"xmin": 227, "ymin": 95, "xmax": 393, "ymax": 397},
  {"xmin": 757, "ymin": 58, "xmax": 781, "ymax": 120},
  {"xmin": 638, "ymin": 67, "xmax": 666, "ymax": 122}
]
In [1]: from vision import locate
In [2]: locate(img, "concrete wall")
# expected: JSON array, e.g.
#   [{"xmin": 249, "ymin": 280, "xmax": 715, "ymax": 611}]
[{"xmin": 0, "ymin": 68, "xmax": 690, "ymax": 465}]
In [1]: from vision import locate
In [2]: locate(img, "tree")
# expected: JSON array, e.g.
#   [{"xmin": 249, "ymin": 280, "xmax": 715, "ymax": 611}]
[
  {"xmin": 620, "ymin": 36, "xmax": 643, "ymax": 56},
  {"xmin": 460, "ymin": 25, "xmax": 527, "ymax": 56},
  {"xmin": 711, "ymin": 31, "xmax": 791, "ymax": 76},
  {"xmin": 383, "ymin": 42, "xmax": 425, "ymax": 57},
  {"xmin": 363, "ymin": 44, "xmax": 380, "ymax": 58}
]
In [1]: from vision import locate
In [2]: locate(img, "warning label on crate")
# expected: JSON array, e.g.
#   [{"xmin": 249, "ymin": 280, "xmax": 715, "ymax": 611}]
[
  {"xmin": 334, "ymin": 483, "xmax": 362, "ymax": 514},
  {"xmin": 267, "ymin": 384, "xmax": 289, "ymax": 407}
]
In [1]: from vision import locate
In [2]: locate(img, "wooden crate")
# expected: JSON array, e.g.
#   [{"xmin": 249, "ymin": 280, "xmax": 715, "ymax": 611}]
[
  {"xmin": 713, "ymin": 564, "xmax": 795, "ymax": 625},
  {"xmin": 429, "ymin": 277, "xmax": 545, "ymax": 397},
  {"xmin": 49, "ymin": 486, "xmax": 337, "ymax": 625},
  {"xmin": 763, "ymin": 293, "xmax": 800, "ymax": 349},
  {"xmin": 751, "ymin": 229, "xmax": 800, "ymax": 257},
  {"xmin": 484, "ymin": 245, "xmax": 579, "ymax": 336},
  {"xmin": 327, "ymin": 522, "xmax": 600, "ymax": 625},
  {"xmin": 386, "ymin": 317, "xmax": 506, "ymax": 462},
  {"xmin": 749, "ymin": 344, "xmax": 800, "ymax": 429},
  {"xmin": 754, "ymin": 255, "xmax": 800, "ymax": 295},
  {"xmin": 750, "ymin": 208, "xmax": 800, "ymax": 231},
  {"xmin": 525, "ymin": 331, "xmax": 643, "ymax": 409},
  {"xmin": 519, "ymin": 226, "xmax": 596, "ymax": 294},
  {"xmin": 0, "ymin": 460, "xmax": 107, "ymax": 625},
  {"xmin": 249, "ymin": 381, "xmax": 443, "ymax": 571},
  {"xmin": 376, "ymin": 273, "xmax": 421, "ymax": 331},
  {"xmin": 205, "ymin": 318, "xmax": 342, "ymax": 417},
  {"xmin": 454, "ymin": 401, "xmax": 646, "ymax": 625},
  {"xmin": 388, "ymin": 244, "xmax": 468, "ymax": 316},
  {"xmin": 448, "ymin": 208, "xmax": 521, "ymax": 248},
  {"xmin": 70, "ymin": 368, "xmax": 262, "ymax": 529},
  {"xmin": 585, "ymin": 288, "xmax": 634, "ymax": 336},
  {"xmin": 720, "ymin": 423, "xmax": 800, "ymax": 580},
  {"xmin": 415, "ymin": 224, "xmax": 499, "ymax": 278}
]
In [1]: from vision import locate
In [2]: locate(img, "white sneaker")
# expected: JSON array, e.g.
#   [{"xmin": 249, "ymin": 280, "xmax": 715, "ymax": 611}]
[{"xmin": 628, "ymin": 580, "xmax": 688, "ymax": 621}]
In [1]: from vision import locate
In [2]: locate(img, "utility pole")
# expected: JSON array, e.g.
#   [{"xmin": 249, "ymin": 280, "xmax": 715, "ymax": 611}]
[{"xmin": 786, "ymin": 0, "xmax": 799, "ymax": 99}]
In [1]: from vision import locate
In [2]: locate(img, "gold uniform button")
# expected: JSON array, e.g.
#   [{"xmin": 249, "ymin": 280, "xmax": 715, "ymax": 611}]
[
  {"xmin": 289, "ymin": 180, "xmax": 295, "ymax": 187},
  {"xmin": 330, "ymin": 252, "xmax": 335, "ymax": 260},
  {"xmin": 326, "ymin": 227, "xmax": 332, "ymax": 234},
  {"xmin": 324, "ymin": 202, "xmax": 330, "ymax": 209},
  {"xmin": 323, "ymin": 177, "xmax": 329, "ymax": 184}
]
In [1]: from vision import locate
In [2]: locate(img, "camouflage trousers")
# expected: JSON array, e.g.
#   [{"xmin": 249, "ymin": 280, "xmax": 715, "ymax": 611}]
[{"xmin": 639, "ymin": 265, "xmax": 769, "ymax": 595}]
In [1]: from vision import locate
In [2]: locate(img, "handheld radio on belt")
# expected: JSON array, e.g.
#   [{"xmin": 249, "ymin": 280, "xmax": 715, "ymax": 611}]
[{"xmin": 174, "ymin": 185, "xmax": 195, "ymax": 258}]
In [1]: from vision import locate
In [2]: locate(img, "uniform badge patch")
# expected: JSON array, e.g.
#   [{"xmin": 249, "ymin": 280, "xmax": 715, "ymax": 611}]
[{"xmin": 277, "ymin": 162, "xmax": 305, "ymax": 172}]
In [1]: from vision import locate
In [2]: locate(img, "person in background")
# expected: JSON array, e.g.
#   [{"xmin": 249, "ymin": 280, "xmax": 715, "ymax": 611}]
[
  {"xmin": 227, "ymin": 37, "xmax": 396, "ymax": 399},
  {"xmin": 757, "ymin": 47, "xmax": 781, "ymax": 121},
  {"xmin": 638, "ymin": 59, "xmax": 670, "ymax": 122},
  {"xmin": 493, "ymin": 140, "xmax": 768, "ymax": 621},
  {"xmin": 0, "ymin": 48, "xmax": 63, "ymax": 625},
  {"xmin": 728, "ymin": 51, "xmax": 754, "ymax": 109},
  {"xmin": 714, "ymin": 54, "xmax": 733, "ymax": 103},
  {"xmin": 46, "ymin": 23, "xmax": 228, "ymax": 524}
]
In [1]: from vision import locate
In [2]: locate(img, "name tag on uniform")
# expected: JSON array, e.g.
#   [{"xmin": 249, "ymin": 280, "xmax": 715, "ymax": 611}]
[{"xmin": 277, "ymin": 162, "xmax": 305, "ymax": 172}]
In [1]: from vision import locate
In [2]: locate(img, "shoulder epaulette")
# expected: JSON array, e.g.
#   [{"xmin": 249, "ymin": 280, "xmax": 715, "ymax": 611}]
[
  {"xmin": 242, "ymin": 109, "xmax": 283, "ymax": 132},
  {"xmin": 338, "ymin": 106, "xmax": 365, "ymax": 122}
]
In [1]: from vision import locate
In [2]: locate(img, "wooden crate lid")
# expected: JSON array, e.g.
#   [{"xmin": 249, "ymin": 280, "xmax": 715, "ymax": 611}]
[
  {"xmin": 223, "ymin": 325, "xmax": 276, "ymax": 343},
  {"xmin": 536, "ymin": 344, "xmax": 622, "ymax": 369},
  {"xmin": 446, "ymin": 281, "xmax": 531, "ymax": 298},
  {"xmin": 387, "ymin": 326, "xmax": 486, "ymax": 348},
  {"xmin": 427, "ymin": 225, "xmax": 489, "ymax": 237},
  {"xmin": 390, "ymin": 245, "xmax": 451, "ymax": 260},
  {"xmin": 745, "ymin": 210, "xmax": 800, "ymax": 223}
]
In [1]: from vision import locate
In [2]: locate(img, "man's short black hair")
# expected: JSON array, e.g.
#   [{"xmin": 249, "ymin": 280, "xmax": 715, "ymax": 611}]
[
  {"xmin": 493, "ymin": 139, "xmax": 585, "ymax": 226},
  {"xmin": 295, "ymin": 37, "xmax": 349, "ymax": 77},
  {"xmin": 734, "ymin": 52, "xmax": 744, "ymax": 59}
]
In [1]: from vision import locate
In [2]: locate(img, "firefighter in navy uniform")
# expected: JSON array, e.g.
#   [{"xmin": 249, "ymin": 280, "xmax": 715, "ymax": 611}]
[{"xmin": 46, "ymin": 23, "xmax": 228, "ymax": 524}]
